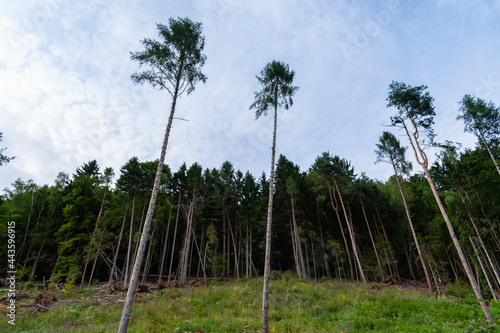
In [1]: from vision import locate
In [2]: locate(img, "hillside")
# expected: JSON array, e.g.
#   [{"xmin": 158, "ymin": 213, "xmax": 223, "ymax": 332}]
[{"xmin": 2, "ymin": 274, "xmax": 499, "ymax": 332}]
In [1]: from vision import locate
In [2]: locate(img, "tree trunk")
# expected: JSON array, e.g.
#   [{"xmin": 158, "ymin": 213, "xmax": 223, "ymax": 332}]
[
  {"xmin": 108, "ymin": 206, "xmax": 128, "ymax": 286},
  {"xmin": 180, "ymin": 200, "xmax": 195, "ymax": 286},
  {"xmin": 142, "ymin": 220, "xmax": 157, "ymax": 283},
  {"xmin": 375, "ymin": 209, "xmax": 400, "ymax": 281},
  {"xmin": 28, "ymin": 238, "xmax": 45, "ymax": 282},
  {"xmin": 401, "ymin": 235, "xmax": 416, "ymax": 280},
  {"xmin": 123, "ymin": 194, "xmax": 135, "ymax": 289},
  {"xmin": 310, "ymin": 237, "xmax": 317, "ymax": 281},
  {"xmin": 22, "ymin": 197, "xmax": 45, "ymax": 274},
  {"xmin": 246, "ymin": 223, "xmax": 250, "ymax": 278},
  {"xmin": 471, "ymin": 237, "xmax": 498, "ymax": 302},
  {"xmin": 332, "ymin": 176, "xmax": 366, "ymax": 283},
  {"xmin": 81, "ymin": 188, "xmax": 107, "ymax": 289},
  {"xmin": 290, "ymin": 219, "xmax": 299, "ymax": 279},
  {"xmin": 158, "ymin": 205, "xmax": 173, "ymax": 284},
  {"xmin": 118, "ymin": 72, "xmax": 182, "ymax": 333},
  {"xmin": 222, "ymin": 210, "xmax": 229, "ymax": 276},
  {"xmin": 226, "ymin": 210, "xmax": 240, "ymax": 279},
  {"xmin": 167, "ymin": 192, "xmax": 182, "ymax": 287},
  {"xmin": 327, "ymin": 181, "xmax": 350, "ymax": 279},
  {"xmin": 291, "ymin": 191, "xmax": 306, "ymax": 280},
  {"xmin": 17, "ymin": 190, "xmax": 34, "ymax": 264},
  {"xmin": 359, "ymin": 196, "xmax": 384, "ymax": 281},
  {"xmin": 87, "ymin": 229, "xmax": 104, "ymax": 287},
  {"xmin": 391, "ymin": 165, "xmax": 433, "ymax": 292},
  {"xmin": 262, "ymin": 99, "xmax": 278, "ymax": 333},
  {"xmin": 459, "ymin": 190, "xmax": 500, "ymax": 288}
]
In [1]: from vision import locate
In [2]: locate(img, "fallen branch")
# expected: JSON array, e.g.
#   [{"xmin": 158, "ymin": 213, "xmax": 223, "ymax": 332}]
[
  {"xmin": 30, "ymin": 303, "xmax": 50, "ymax": 316},
  {"xmin": 36, "ymin": 303, "xmax": 49, "ymax": 310}
]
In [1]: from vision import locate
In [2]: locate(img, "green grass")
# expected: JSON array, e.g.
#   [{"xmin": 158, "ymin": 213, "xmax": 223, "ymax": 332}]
[{"xmin": 2, "ymin": 273, "xmax": 500, "ymax": 332}]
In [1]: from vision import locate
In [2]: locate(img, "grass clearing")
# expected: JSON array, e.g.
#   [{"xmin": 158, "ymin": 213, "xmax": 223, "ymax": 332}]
[{"xmin": 2, "ymin": 273, "xmax": 499, "ymax": 332}]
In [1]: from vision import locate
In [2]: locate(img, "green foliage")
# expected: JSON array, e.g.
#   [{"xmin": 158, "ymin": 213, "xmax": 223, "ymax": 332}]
[
  {"xmin": 387, "ymin": 81, "xmax": 436, "ymax": 144},
  {"xmin": 375, "ymin": 131, "xmax": 412, "ymax": 175},
  {"xmin": 444, "ymin": 280, "xmax": 476, "ymax": 301},
  {"xmin": 249, "ymin": 60, "xmax": 299, "ymax": 119},
  {"xmin": 0, "ymin": 131, "xmax": 15, "ymax": 166},
  {"xmin": 130, "ymin": 17, "xmax": 207, "ymax": 97},
  {"xmin": 458, "ymin": 95, "xmax": 500, "ymax": 143}
]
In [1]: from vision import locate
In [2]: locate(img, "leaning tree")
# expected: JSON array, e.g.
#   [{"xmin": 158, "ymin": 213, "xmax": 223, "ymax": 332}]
[
  {"xmin": 375, "ymin": 131, "xmax": 433, "ymax": 293},
  {"xmin": 386, "ymin": 81, "xmax": 493, "ymax": 321},
  {"xmin": 458, "ymin": 95, "xmax": 500, "ymax": 177},
  {"xmin": 250, "ymin": 60, "xmax": 298, "ymax": 333},
  {"xmin": 118, "ymin": 17, "xmax": 207, "ymax": 333}
]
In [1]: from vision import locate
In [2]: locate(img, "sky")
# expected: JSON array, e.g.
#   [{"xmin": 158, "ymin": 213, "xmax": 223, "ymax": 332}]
[{"xmin": 1, "ymin": 0, "xmax": 500, "ymax": 192}]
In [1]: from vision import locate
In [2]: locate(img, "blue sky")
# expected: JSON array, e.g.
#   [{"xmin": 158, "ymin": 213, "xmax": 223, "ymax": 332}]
[{"xmin": 1, "ymin": 0, "xmax": 500, "ymax": 191}]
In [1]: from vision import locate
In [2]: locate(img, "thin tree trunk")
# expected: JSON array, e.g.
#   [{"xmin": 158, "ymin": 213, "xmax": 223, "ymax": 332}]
[
  {"xmin": 17, "ymin": 190, "xmax": 34, "ymax": 264},
  {"xmin": 158, "ymin": 206, "xmax": 173, "ymax": 284},
  {"xmin": 22, "ymin": 197, "xmax": 45, "ymax": 274},
  {"xmin": 223, "ymin": 207, "xmax": 226, "ymax": 277},
  {"xmin": 180, "ymin": 200, "xmax": 195, "ymax": 286},
  {"xmin": 305, "ymin": 241, "xmax": 311, "ymax": 279},
  {"xmin": 28, "ymin": 238, "xmax": 45, "ymax": 282},
  {"xmin": 191, "ymin": 224, "xmax": 207, "ymax": 283},
  {"xmin": 81, "ymin": 188, "xmax": 108, "ymax": 289},
  {"xmin": 471, "ymin": 237, "xmax": 498, "ymax": 302},
  {"xmin": 226, "ymin": 210, "xmax": 240, "ymax": 279},
  {"xmin": 88, "ymin": 230, "xmax": 104, "ymax": 287},
  {"xmin": 327, "ymin": 181, "xmax": 350, "ymax": 279},
  {"xmin": 310, "ymin": 237, "xmax": 317, "ymax": 281},
  {"xmin": 360, "ymin": 196, "xmax": 384, "ymax": 281},
  {"xmin": 246, "ymin": 223, "xmax": 250, "ymax": 278},
  {"xmin": 108, "ymin": 206, "xmax": 128, "ymax": 286},
  {"xmin": 142, "ymin": 219, "xmax": 157, "ymax": 283},
  {"xmin": 290, "ymin": 219, "xmax": 300, "ymax": 279},
  {"xmin": 375, "ymin": 208, "xmax": 400, "ymax": 281},
  {"xmin": 167, "ymin": 192, "xmax": 182, "ymax": 287},
  {"xmin": 131, "ymin": 200, "xmax": 147, "ymax": 275},
  {"xmin": 391, "ymin": 164, "xmax": 432, "ymax": 292},
  {"xmin": 291, "ymin": 191, "xmax": 306, "ymax": 280},
  {"xmin": 123, "ymin": 194, "xmax": 135, "ymax": 288},
  {"xmin": 118, "ymin": 69, "xmax": 182, "ymax": 333},
  {"xmin": 262, "ymin": 99, "xmax": 278, "ymax": 333},
  {"xmin": 332, "ymin": 176, "xmax": 366, "ymax": 283},
  {"xmin": 459, "ymin": 190, "xmax": 500, "ymax": 288},
  {"xmin": 401, "ymin": 236, "xmax": 416, "ymax": 280}
]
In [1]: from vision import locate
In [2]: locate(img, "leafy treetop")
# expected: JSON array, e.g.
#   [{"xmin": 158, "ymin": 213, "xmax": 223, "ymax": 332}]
[
  {"xmin": 386, "ymin": 81, "xmax": 436, "ymax": 143},
  {"xmin": 250, "ymin": 60, "xmax": 299, "ymax": 120},
  {"xmin": 458, "ymin": 95, "xmax": 500, "ymax": 143},
  {"xmin": 130, "ymin": 17, "xmax": 207, "ymax": 98}
]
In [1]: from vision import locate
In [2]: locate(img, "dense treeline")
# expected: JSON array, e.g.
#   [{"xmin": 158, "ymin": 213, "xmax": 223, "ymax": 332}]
[{"xmin": 1, "ymin": 142, "xmax": 499, "ymax": 296}]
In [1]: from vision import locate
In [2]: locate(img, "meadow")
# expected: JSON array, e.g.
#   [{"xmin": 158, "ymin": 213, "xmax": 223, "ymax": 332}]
[{"xmin": 2, "ymin": 273, "xmax": 500, "ymax": 332}]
